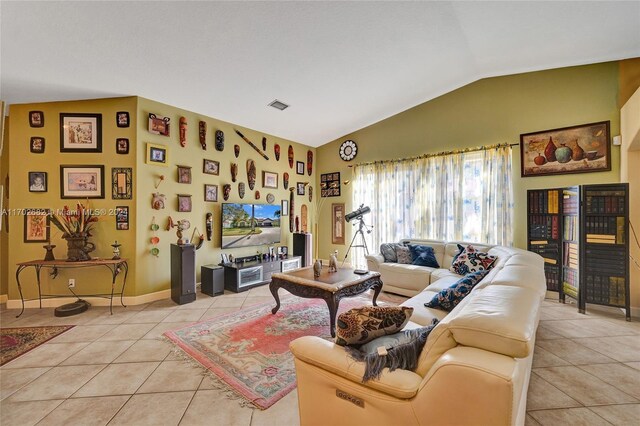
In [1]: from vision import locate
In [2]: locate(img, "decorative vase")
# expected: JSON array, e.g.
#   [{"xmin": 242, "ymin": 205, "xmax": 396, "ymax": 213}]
[
  {"xmin": 556, "ymin": 143, "xmax": 573, "ymax": 163},
  {"xmin": 572, "ymin": 140, "xmax": 584, "ymax": 161},
  {"xmin": 64, "ymin": 233, "xmax": 95, "ymax": 261},
  {"xmin": 544, "ymin": 137, "xmax": 557, "ymax": 162}
]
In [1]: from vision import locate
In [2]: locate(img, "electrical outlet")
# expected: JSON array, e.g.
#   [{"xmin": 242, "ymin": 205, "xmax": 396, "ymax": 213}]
[{"xmin": 68, "ymin": 278, "xmax": 75, "ymax": 288}]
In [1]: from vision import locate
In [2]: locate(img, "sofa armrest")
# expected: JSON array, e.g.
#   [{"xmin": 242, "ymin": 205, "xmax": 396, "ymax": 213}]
[
  {"xmin": 365, "ymin": 254, "xmax": 385, "ymax": 271},
  {"xmin": 290, "ymin": 336, "xmax": 422, "ymax": 399}
]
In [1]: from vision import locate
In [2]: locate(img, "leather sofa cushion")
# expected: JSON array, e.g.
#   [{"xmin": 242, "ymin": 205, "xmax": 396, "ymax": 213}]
[
  {"xmin": 400, "ymin": 292, "xmax": 449, "ymax": 327},
  {"xmin": 379, "ymin": 263, "xmax": 434, "ymax": 293},
  {"xmin": 447, "ymin": 286, "xmax": 540, "ymax": 358}
]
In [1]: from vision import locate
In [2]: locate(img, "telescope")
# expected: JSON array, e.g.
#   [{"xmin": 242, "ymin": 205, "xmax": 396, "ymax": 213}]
[{"xmin": 345, "ymin": 205, "xmax": 371, "ymax": 222}]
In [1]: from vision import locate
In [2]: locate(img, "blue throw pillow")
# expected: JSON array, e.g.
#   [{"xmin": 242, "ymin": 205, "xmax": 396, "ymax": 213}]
[
  {"xmin": 407, "ymin": 244, "xmax": 439, "ymax": 268},
  {"xmin": 424, "ymin": 270, "xmax": 489, "ymax": 311}
]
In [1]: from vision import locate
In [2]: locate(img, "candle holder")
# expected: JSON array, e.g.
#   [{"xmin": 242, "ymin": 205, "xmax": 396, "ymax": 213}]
[
  {"xmin": 43, "ymin": 244, "xmax": 56, "ymax": 261},
  {"xmin": 111, "ymin": 240, "xmax": 122, "ymax": 260}
]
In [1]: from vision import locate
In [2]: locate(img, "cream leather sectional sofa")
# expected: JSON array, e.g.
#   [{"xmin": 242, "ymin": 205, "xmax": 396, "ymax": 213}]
[{"xmin": 290, "ymin": 240, "xmax": 546, "ymax": 426}]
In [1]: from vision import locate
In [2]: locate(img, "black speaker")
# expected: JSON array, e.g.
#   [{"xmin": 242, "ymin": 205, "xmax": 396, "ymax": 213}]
[
  {"xmin": 201, "ymin": 265, "xmax": 224, "ymax": 296},
  {"xmin": 293, "ymin": 233, "xmax": 312, "ymax": 267},
  {"xmin": 171, "ymin": 244, "xmax": 196, "ymax": 304}
]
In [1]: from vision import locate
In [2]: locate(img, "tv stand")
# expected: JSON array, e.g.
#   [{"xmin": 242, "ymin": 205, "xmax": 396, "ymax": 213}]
[{"xmin": 221, "ymin": 256, "xmax": 301, "ymax": 293}]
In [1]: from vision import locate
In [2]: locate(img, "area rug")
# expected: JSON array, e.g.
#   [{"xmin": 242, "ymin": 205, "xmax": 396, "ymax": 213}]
[
  {"xmin": 1, "ymin": 325, "xmax": 75, "ymax": 366},
  {"xmin": 164, "ymin": 295, "xmax": 378, "ymax": 409}
]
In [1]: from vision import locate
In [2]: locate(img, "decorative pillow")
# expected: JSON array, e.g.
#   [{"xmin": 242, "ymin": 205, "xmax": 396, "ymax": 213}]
[
  {"xmin": 335, "ymin": 306, "xmax": 414, "ymax": 346},
  {"xmin": 407, "ymin": 244, "xmax": 440, "ymax": 268},
  {"xmin": 380, "ymin": 243, "xmax": 402, "ymax": 263},
  {"xmin": 424, "ymin": 270, "xmax": 489, "ymax": 311},
  {"xmin": 450, "ymin": 245, "xmax": 497, "ymax": 275},
  {"xmin": 395, "ymin": 246, "xmax": 413, "ymax": 264},
  {"xmin": 346, "ymin": 319, "xmax": 439, "ymax": 382},
  {"xmin": 451, "ymin": 243, "xmax": 466, "ymax": 264}
]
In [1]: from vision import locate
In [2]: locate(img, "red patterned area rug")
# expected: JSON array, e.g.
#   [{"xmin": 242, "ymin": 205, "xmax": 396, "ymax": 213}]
[
  {"xmin": 164, "ymin": 295, "xmax": 377, "ymax": 409},
  {"xmin": 1, "ymin": 325, "xmax": 75, "ymax": 366}
]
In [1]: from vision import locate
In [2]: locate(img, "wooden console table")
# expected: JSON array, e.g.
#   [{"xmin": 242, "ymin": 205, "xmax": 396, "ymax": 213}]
[{"xmin": 15, "ymin": 258, "xmax": 129, "ymax": 318}]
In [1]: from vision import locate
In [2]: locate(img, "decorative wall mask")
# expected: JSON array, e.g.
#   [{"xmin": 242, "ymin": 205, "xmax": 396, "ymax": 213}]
[
  {"xmin": 255, "ymin": 190, "xmax": 260, "ymax": 200},
  {"xmin": 289, "ymin": 188, "xmax": 295, "ymax": 232},
  {"xmin": 308, "ymin": 186, "xmax": 313, "ymax": 202},
  {"xmin": 152, "ymin": 192, "xmax": 166, "ymax": 210},
  {"xmin": 295, "ymin": 215, "xmax": 300, "ymax": 233},
  {"xmin": 234, "ymin": 144, "xmax": 240, "ymax": 158},
  {"xmin": 215, "ymin": 130, "xmax": 224, "ymax": 151},
  {"xmin": 283, "ymin": 172, "xmax": 289, "ymax": 189},
  {"xmin": 238, "ymin": 182, "xmax": 245, "ymax": 199},
  {"xmin": 199, "ymin": 121, "xmax": 207, "ymax": 150},
  {"xmin": 301, "ymin": 204, "xmax": 308, "ymax": 233},
  {"xmin": 179, "ymin": 117, "xmax": 187, "ymax": 147},
  {"xmin": 223, "ymin": 184, "xmax": 231, "ymax": 201},
  {"xmin": 247, "ymin": 159, "xmax": 256, "ymax": 190},
  {"xmin": 288, "ymin": 145, "xmax": 294, "ymax": 168},
  {"xmin": 230, "ymin": 163, "xmax": 238, "ymax": 182},
  {"xmin": 262, "ymin": 136, "xmax": 267, "ymax": 151},
  {"xmin": 274, "ymin": 144, "xmax": 281, "ymax": 161},
  {"xmin": 266, "ymin": 193, "xmax": 275, "ymax": 204},
  {"xmin": 307, "ymin": 150, "xmax": 313, "ymax": 175},
  {"xmin": 206, "ymin": 212, "xmax": 213, "ymax": 241}
]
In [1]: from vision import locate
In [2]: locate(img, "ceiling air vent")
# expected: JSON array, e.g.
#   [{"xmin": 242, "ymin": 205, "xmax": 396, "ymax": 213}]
[{"xmin": 268, "ymin": 99, "xmax": 289, "ymax": 111}]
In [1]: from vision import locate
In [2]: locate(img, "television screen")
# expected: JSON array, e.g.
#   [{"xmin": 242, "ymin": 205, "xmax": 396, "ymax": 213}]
[{"xmin": 221, "ymin": 203, "xmax": 282, "ymax": 249}]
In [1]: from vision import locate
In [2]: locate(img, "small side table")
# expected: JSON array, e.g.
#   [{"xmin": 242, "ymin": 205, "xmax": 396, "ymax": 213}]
[{"xmin": 201, "ymin": 265, "xmax": 224, "ymax": 296}]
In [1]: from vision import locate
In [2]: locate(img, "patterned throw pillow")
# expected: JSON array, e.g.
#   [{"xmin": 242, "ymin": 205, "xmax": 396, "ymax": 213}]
[
  {"xmin": 424, "ymin": 270, "xmax": 489, "ymax": 311},
  {"xmin": 449, "ymin": 245, "xmax": 497, "ymax": 275},
  {"xmin": 395, "ymin": 246, "xmax": 413, "ymax": 264},
  {"xmin": 380, "ymin": 243, "xmax": 402, "ymax": 263},
  {"xmin": 335, "ymin": 306, "xmax": 414, "ymax": 346},
  {"xmin": 407, "ymin": 244, "xmax": 440, "ymax": 268}
]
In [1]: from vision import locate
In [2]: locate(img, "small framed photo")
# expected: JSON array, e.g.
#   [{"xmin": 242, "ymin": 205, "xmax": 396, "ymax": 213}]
[
  {"xmin": 262, "ymin": 171, "xmax": 278, "ymax": 189},
  {"xmin": 116, "ymin": 111, "xmax": 130, "ymax": 128},
  {"xmin": 177, "ymin": 165, "xmax": 192, "ymax": 184},
  {"xmin": 178, "ymin": 194, "xmax": 192, "ymax": 212},
  {"xmin": 116, "ymin": 138, "xmax": 129, "ymax": 154},
  {"xmin": 115, "ymin": 206, "xmax": 129, "ymax": 230},
  {"xmin": 59, "ymin": 113, "xmax": 102, "ymax": 153},
  {"xmin": 60, "ymin": 165, "xmax": 105, "ymax": 199},
  {"xmin": 296, "ymin": 182, "xmax": 305, "ymax": 195},
  {"xmin": 112, "ymin": 167, "xmax": 132, "ymax": 200},
  {"xmin": 29, "ymin": 111, "xmax": 44, "ymax": 128},
  {"xmin": 203, "ymin": 159, "xmax": 219, "ymax": 175},
  {"xmin": 146, "ymin": 143, "xmax": 169, "ymax": 166},
  {"xmin": 281, "ymin": 199, "xmax": 289, "ymax": 216},
  {"xmin": 30, "ymin": 137, "xmax": 45, "ymax": 153},
  {"xmin": 24, "ymin": 209, "xmax": 50, "ymax": 243},
  {"xmin": 332, "ymin": 203, "xmax": 346, "ymax": 245},
  {"xmin": 204, "ymin": 184, "xmax": 218, "ymax": 202},
  {"xmin": 148, "ymin": 113, "xmax": 170, "ymax": 136},
  {"xmin": 28, "ymin": 172, "xmax": 47, "ymax": 192},
  {"xmin": 296, "ymin": 161, "xmax": 304, "ymax": 175}
]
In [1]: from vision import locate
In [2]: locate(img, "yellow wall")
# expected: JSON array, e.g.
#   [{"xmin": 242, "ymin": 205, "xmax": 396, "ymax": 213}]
[
  {"xmin": 6, "ymin": 97, "xmax": 138, "ymax": 300},
  {"xmin": 1, "ymin": 111, "xmax": 9, "ymax": 298},
  {"xmin": 134, "ymin": 97, "xmax": 314, "ymax": 295}
]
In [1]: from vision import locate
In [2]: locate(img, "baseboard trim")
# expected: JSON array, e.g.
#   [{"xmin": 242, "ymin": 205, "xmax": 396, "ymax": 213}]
[{"xmin": 5, "ymin": 289, "xmax": 171, "ymax": 310}]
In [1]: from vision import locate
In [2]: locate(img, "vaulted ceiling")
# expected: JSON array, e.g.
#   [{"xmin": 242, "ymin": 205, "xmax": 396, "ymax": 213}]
[{"xmin": 2, "ymin": 1, "xmax": 639, "ymax": 146}]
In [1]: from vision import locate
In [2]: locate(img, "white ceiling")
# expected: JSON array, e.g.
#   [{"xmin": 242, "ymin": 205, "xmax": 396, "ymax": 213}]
[{"xmin": 2, "ymin": 1, "xmax": 639, "ymax": 147}]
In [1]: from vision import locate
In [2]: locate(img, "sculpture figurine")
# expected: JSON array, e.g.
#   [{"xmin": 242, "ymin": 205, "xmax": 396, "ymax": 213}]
[
  {"xmin": 328, "ymin": 251, "xmax": 339, "ymax": 273},
  {"xmin": 111, "ymin": 241, "xmax": 122, "ymax": 260},
  {"xmin": 199, "ymin": 121, "xmax": 207, "ymax": 150},
  {"xmin": 168, "ymin": 217, "xmax": 191, "ymax": 245},
  {"xmin": 179, "ymin": 117, "xmax": 187, "ymax": 147},
  {"xmin": 313, "ymin": 259, "xmax": 322, "ymax": 278}
]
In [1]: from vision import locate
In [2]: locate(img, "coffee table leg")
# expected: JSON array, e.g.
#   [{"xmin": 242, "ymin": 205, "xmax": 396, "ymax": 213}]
[
  {"xmin": 269, "ymin": 281, "xmax": 281, "ymax": 314},
  {"xmin": 325, "ymin": 296, "xmax": 339, "ymax": 338},
  {"xmin": 371, "ymin": 280, "xmax": 382, "ymax": 306}
]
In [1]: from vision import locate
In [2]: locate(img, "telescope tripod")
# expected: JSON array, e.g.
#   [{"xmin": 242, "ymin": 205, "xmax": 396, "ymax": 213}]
[{"xmin": 342, "ymin": 219, "xmax": 372, "ymax": 266}]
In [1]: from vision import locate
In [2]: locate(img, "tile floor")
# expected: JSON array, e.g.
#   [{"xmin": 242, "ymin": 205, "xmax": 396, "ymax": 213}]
[{"xmin": 1, "ymin": 287, "xmax": 639, "ymax": 426}]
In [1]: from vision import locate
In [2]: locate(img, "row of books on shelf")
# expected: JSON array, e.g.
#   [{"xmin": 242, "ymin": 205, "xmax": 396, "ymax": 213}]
[
  {"xmin": 585, "ymin": 247, "xmax": 627, "ymax": 276},
  {"xmin": 562, "ymin": 189, "xmax": 579, "ymax": 215},
  {"xmin": 563, "ymin": 216, "xmax": 578, "ymax": 242},
  {"xmin": 543, "ymin": 265, "xmax": 560, "ymax": 291},
  {"xmin": 585, "ymin": 193, "xmax": 626, "ymax": 215},
  {"xmin": 528, "ymin": 215, "xmax": 560, "ymax": 240},
  {"xmin": 585, "ymin": 275, "xmax": 626, "ymax": 306},
  {"xmin": 585, "ymin": 216, "xmax": 625, "ymax": 244},
  {"xmin": 529, "ymin": 242, "xmax": 559, "ymax": 265},
  {"xmin": 528, "ymin": 190, "xmax": 560, "ymax": 214}
]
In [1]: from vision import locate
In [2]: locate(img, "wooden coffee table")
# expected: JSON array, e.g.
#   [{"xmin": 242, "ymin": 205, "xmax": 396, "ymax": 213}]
[{"xmin": 269, "ymin": 266, "xmax": 383, "ymax": 337}]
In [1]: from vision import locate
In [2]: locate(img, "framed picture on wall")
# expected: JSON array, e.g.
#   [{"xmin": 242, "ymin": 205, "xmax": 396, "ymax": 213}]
[
  {"xmin": 203, "ymin": 159, "xmax": 219, "ymax": 175},
  {"xmin": 29, "ymin": 111, "xmax": 44, "ymax": 128},
  {"xmin": 28, "ymin": 171, "xmax": 47, "ymax": 192},
  {"xmin": 281, "ymin": 199, "xmax": 289, "ymax": 216},
  {"xmin": 262, "ymin": 171, "xmax": 278, "ymax": 189},
  {"xmin": 178, "ymin": 194, "xmax": 192, "ymax": 212},
  {"xmin": 116, "ymin": 111, "xmax": 130, "ymax": 128},
  {"xmin": 148, "ymin": 113, "xmax": 170, "ymax": 136},
  {"xmin": 59, "ymin": 113, "xmax": 102, "ymax": 152},
  {"xmin": 116, "ymin": 138, "xmax": 129, "ymax": 154},
  {"xmin": 60, "ymin": 165, "xmax": 105, "ymax": 199},
  {"xmin": 332, "ymin": 203, "xmax": 346, "ymax": 245},
  {"xmin": 112, "ymin": 167, "xmax": 132, "ymax": 200},
  {"xmin": 30, "ymin": 137, "xmax": 45, "ymax": 153},
  {"xmin": 24, "ymin": 209, "xmax": 50, "ymax": 242},
  {"xmin": 177, "ymin": 165, "xmax": 192, "ymax": 184},
  {"xmin": 296, "ymin": 182, "xmax": 305, "ymax": 195},
  {"xmin": 204, "ymin": 184, "xmax": 218, "ymax": 202},
  {"xmin": 296, "ymin": 161, "xmax": 304, "ymax": 175},
  {"xmin": 145, "ymin": 143, "xmax": 169, "ymax": 166},
  {"xmin": 115, "ymin": 206, "xmax": 129, "ymax": 230}
]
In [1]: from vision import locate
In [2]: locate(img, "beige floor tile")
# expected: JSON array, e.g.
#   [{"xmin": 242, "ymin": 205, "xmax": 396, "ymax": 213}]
[
  {"xmin": 536, "ymin": 339, "xmax": 615, "ymax": 365},
  {"xmin": 197, "ymin": 375, "xmax": 220, "ymax": 390},
  {"xmin": 532, "ymin": 346, "xmax": 571, "ymax": 368},
  {"xmin": 73, "ymin": 361, "xmax": 159, "ymax": 397},
  {"xmin": 251, "ymin": 389, "xmax": 300, "ymax": 426},
  {"xmin": 137, "ymin": 360, "xmax": 204, "ymax": 393},
  {"xmin": 243, "ymin": 296, "xmax": 275, "ymax": 308},
  {"xmin": 9, "ymin": 364, "xmax": 105, "ymax": 401},
  {"xmin": 175, "ymin": 296, "xmax": 217, "ymax": 310},
  {"xmin": 526, "ymin": 373, "xmax": 580, "ymax": 410},
  {"xmin": 38, "ymin": 395, "xmax": 130, "ymax": 426},
  {"xmin": 578, "ymin": 363, "xmax": 640, "ymax": 399},
  {"xmin": 60, "ymin": 340, "xmax": 136, "ymax": 365},
  {"xmin": 1, "ymin": 342, "xmax": 88, "ymax": 369},
  {"xmin": 533, "ymin": 366, "xmax": 638, "ymax": 405},
  {"xmin": 589, "ymin": 404, "xmax": 640, "ymax": 426},
  {"xmin": 85, "ymin": 310, "xmax": 139, "ymax": 325},
  {"xmin": 539, "ymin": 320, "xmax": 603, "ymax": 339},
  {"xmin": 0, "ymin": 399, "xmax": 64, "ymax": 426},
  {"xmin": 565, "ymin": 319, "xmax": 639, "ymax": 337},
  {"xmin": 146, "ymin": 298, "xmax": 181, "ymax": 310},
  {"xmin": 97, "ymin": 322, "xmax": 156, "ymax": 341},
  {"xmin": 113, "ymin": 339, "xmax": 173, "ymax": 363},
  {"xmin": 528, "ymin": 407, "xmax": 610, "ymax": 425},
  {"xmin": 539, "ymin": 306, "xmax": 588, "ymax": 321},
  {"xmin": 525, "ymin": 413, "xmax": 541, "ymax": 426},
  {"xmin": 247, "ymin": 286, "xmax": 273, "ymax": 297},
  {"xmin": 624, "ymin": 362, "xmax": 640, "ymax": 371},
  {"xmin": 0, "ymin": 367, "xmax": 50, "ymax": 401},
  {"xmin": 535, "ymin": 325, "xmax": 565, "ymax": 340},
  {"xmin": 573, "ymin": 336, "xmax": 640, "ymax": 362},
  {"xmin": 161, "ymin": 309, "xmax": 208, "ymax": 323},
  {"xmin": 109, "ymin": 391, "xmax": 194, "ymax": 426},
  {"xmin": 212, "ymin": 296, "xmax": 246, "ymax": 308},
  {"xmin": 125, "ymin": 309, "xmax": 173, "ymax": 324},
  {"xmin": 179, "ymin": 389, "xmax": 252, "ymax": 426},
  {"xmin": 48, "ymin": 324, "xmax": 116, "ymax": 343},
  {"xmin": 142, "ymin": 321, "xmax": 192, "ymax": 340},
  {"xmin": 201, "ymin": 307, "xmax": 241, "ymax": 320}
]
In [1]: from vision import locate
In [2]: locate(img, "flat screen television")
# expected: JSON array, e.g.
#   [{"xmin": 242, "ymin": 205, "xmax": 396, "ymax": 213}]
[{"xmin": 221, "ymin": 203, "xmax": 282, "ymax": 249}]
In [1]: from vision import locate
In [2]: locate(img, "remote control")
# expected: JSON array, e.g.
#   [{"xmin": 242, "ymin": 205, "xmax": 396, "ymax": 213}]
[{"xmin": 353, "ymin": 269, "xmax": 368, "ymax": 275}]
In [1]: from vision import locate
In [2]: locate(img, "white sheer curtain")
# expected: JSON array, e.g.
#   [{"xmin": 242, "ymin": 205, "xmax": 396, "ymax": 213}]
[{"xmin": 352, "ymin": 145, "xmax": 513, "ymax": 267}]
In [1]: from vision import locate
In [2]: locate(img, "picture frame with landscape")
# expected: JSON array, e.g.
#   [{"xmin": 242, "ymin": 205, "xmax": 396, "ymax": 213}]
[
  {"xmin": 59, "ymin": 113, "xmax": 102, "ymax": 153},
  {"xmin": 60, "ymin": 165, "xmax": 105, "ymax": 199}
]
